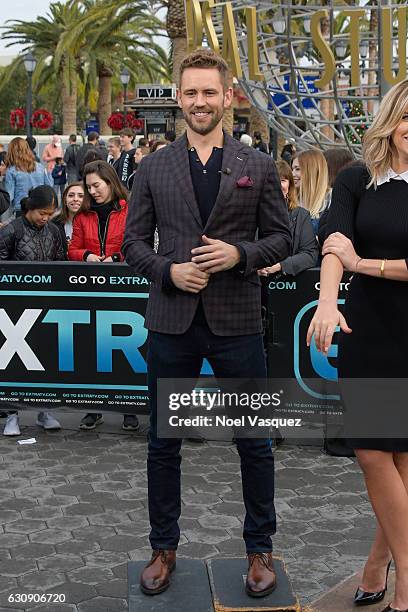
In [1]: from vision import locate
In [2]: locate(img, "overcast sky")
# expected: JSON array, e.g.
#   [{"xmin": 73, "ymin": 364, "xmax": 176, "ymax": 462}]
[
  {"xmin": 0, "ymin": 1, "xmax": 168, "ymax": 55},
  {"xmin": 0, "ymin": 0, "xmax": 53, "ymax": 53}
]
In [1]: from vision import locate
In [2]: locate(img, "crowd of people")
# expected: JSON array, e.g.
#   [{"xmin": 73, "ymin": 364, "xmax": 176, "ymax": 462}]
[{"xmin": 0, "ymin": 129, "xmax": 174, "ymax": 436}]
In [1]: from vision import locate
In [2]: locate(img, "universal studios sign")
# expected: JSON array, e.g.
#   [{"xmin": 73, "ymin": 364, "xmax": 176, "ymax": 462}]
[{"xmin": 184, "ymin": 0, "xmax": 408, "ymax": 88}]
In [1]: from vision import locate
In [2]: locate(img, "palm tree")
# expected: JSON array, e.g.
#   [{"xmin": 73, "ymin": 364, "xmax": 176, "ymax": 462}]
[
  {"xmin": 2, "ymin": 0, "xmax": 169, "ymax": 135},
  {"xmin": 1, "ymin": 0, "xmax": 84, "ymax": 134},
  {"xmin": 57, "ymin": 0, "xmax": 169, "ymax": 134},
  {"xmin": 166, "ymin": 0, "xmax": 188, "ymax": 136}
]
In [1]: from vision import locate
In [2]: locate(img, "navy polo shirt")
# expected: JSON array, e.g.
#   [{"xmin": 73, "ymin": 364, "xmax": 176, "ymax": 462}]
[
  {"xmin": 162, "ymin": 144, "xmax": 245, "ymax": 294},
  {"xmin": 188, "ymin": 146, "xmax": 223, "ymax": 226}
]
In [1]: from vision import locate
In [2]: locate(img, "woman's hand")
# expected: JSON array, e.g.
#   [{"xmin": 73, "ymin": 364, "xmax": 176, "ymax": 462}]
[
  {"xmin": 102, "ymin": 256, "xmax": 113, "ymax": 262},
  {"xmin": 86, "ymin": 253, "xmax": 104, "ymax": 262},
  {"xmin": 257, "ymin": 263, "xmax": 282, "ymax": 276},
  {"xmin": 306, "ymin": 301, "xmax": 352, "ymax": 355},
  {"xmin": 322, "ymin": 233, "xmax": 360, "ymax": 271}
]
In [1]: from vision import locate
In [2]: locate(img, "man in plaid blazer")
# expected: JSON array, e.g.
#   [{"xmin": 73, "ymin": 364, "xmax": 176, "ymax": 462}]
[{"xmin": 122, "ymin": 49, "xmax": 291, "ymax": 598}]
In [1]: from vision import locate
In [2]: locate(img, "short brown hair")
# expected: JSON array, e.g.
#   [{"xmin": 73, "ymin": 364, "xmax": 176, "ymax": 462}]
[
  {"xmin": 179, "ymin": 49, "xmax": 230, "ymax": 89},
  {"xmin": 82, "ymin": 160, "xmax": 129, "ymax": 210},
  {"xmin": 119, "ymin": 127, "xmax": 135, "ymax": 142}
]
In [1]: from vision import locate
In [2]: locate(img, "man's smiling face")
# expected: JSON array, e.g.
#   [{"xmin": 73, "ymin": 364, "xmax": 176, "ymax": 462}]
[{"xmin": 177, "ymin": 67, "xmax": 232, "ymax": 136}]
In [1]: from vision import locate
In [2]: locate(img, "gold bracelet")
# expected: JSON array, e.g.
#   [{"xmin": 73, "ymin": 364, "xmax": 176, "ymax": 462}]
[{"xmin": 380, "ymin": 258, "xmax": 387, "ymax": 277}]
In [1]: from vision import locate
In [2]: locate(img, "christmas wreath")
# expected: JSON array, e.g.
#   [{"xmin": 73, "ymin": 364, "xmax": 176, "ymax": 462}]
[
  {"xmin": 10, "ymin": 108, "xmax": 25, "ymax": 130},
  {"xmin": 31, "ymin": 109, "xmax": 53, "ymax": 130},
  {"xmin": 124, "ymin": 114, "xmax": 144, "ymax": 130},
  {"xmin": 107, "ymin": 112, "xmax": 124, "ymax": 131},
  {"xmin": 107, "ymin": 112, "xmax": 144, "ymax": 131}
]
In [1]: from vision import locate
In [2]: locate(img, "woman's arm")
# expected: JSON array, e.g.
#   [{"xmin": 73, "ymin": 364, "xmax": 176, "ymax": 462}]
[
  {"xmin": 306, "ymin": 253, "xmax": 352, "ymax": 355},
  {"xmin": 322, "ymin": 232, "xmax": 408, "ymax": 281},
  {"xmin": 67, "ymin": 216, "xmax": 88, "ymax": 261},
  {"xmin": 356, "ymin": 258, "xmax": 408, "ymax": 281}
]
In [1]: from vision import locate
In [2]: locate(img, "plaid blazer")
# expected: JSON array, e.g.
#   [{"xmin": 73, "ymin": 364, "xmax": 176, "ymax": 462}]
[{"xmin": 122, "ymin": 132, "xmax": 291, "ymax": 335}]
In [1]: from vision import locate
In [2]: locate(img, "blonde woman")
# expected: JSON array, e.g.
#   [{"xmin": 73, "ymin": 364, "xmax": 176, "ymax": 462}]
[
  {"xmin": 4, "ymin": 137, "xmax": 52, "ymax": 215},
  {"xmin": 307, "ymin": 80, "xmax": 408, "ymax": 612},
  {"xmin": 259, "ymin": 161, "xmax": 318, "ymax": 276},
  {"xmin": 291, "ymin": 149, "xmax": 329, "ymax": 236}
]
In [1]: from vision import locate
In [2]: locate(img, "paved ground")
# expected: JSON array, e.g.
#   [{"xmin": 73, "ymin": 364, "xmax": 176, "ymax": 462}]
[{"xmin": 0, "ymin": 411, "xmax": 375, "ymax": 611}]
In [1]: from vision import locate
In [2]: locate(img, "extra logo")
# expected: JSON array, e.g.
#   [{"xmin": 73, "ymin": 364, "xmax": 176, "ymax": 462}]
[{"xmin": 293, "ymin": 299, "xmax": 344, "ymax": 400}]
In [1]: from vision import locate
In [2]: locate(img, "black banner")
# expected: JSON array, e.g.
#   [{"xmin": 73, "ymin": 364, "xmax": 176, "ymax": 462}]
[
  {"xmin": 0, "ymin": 262, "xmax": 149, "ymax": 413},
  {"xmin": 0, "ymin": 263, "xmax": 350, "ymax": 415},
  {"xmin": 267, "ymin": 270, "xmax": 350, "ymax": 433}
]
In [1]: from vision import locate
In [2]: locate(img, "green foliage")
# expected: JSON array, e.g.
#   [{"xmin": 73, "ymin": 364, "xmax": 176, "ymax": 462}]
[
  {"xmin": 346, "ymin": 99, "xmax": 371, "ymax": 145},
  {"xmin": 0, "ymin": 64, "xmax": 63, "ymax": 134},
  {"xmin": 0, "ymin": 0, "xmax": 170, "ymax": 130}
]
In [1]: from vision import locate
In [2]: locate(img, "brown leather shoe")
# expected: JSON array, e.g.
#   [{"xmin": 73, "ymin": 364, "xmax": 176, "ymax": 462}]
[
  {"xmin": 246, "ymin": 552, "xmax": 277, "ymax": 598},
  {"xmin": 140, "ymin": 549, "xmax": 176, "ymax": 595}
]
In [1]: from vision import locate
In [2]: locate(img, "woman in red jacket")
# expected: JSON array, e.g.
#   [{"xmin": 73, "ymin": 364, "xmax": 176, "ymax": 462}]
[
  {"xmin": 68, "ymin": 160, "xmax": 139, "ymax": 432},
  {"xmin": 69, "ymin": 160, "xmax": 128, "ymax": 263}
]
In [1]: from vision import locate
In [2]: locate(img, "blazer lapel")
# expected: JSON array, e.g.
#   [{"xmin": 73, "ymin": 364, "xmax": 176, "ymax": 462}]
[
  {"xmin": 169, "ymin": 134, "xmax": 203, "ymax": 229},
  {"xmin": 203, "ymin": 134, "xmax": 249, "ymax": 232}
]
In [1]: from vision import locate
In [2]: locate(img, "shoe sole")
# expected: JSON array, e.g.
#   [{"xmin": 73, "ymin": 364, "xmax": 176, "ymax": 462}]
[
  {"xmin": 36, "ymin": 423, "xmax": 61, "ymax": 430},
  {"xmin": 122, "ymin": 425, "xmax": 140, "ymax": 431},
  {"xmin": 245, "ymin": 582, "xmax": 277, "ymax": 598},
  {"xmin": 3, "ymin": 431, "xmax": 21, "ymax": 436},
  {"xmin": 139, "ymin": 564, "xmax": 176, "ymax": 596},
  {"xmin": 79, "ymin": 419, "xmax": 104, "ymax": 430}
]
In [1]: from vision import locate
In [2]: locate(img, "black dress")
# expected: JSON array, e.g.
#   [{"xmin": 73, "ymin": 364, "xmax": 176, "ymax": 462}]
[{"xmin": 327, "ymin": 165, "xmax": 408, "ymax": 451}]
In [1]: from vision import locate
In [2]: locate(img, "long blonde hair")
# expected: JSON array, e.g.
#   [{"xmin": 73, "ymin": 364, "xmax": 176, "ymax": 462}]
[
  {"xmin": 295, "ymin": 150, "xmax": 329, "ymax": 219},
  {"xmin": 363, "ymin": 79, "xmax": 408, "ymax": 188},
  {"xmin": 5, "ymin": 137, "xmax": 36, "ymax": 173}
]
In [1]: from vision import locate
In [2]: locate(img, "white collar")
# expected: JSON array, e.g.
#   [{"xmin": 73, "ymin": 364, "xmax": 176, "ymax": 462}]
[{"xmin": 377, "ymin": 167, "xmax": 408, "ymax": 186}]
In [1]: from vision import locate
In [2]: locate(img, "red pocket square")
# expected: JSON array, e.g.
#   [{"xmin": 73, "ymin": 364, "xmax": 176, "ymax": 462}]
[{"xmin": 237, "ymin": 176, "xmax": 254, "ymax": 187}]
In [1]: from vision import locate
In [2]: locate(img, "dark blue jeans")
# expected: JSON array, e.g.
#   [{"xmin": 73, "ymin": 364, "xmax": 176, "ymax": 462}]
[{"xmin": 146, "ymin": 321, "xmax": 276, "ymax": 553}]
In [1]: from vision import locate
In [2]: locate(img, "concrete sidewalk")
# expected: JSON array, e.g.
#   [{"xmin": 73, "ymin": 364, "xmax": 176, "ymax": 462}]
[{"xmin": 0, "ymin": 411, "xmax": 374, "ymax": 611}]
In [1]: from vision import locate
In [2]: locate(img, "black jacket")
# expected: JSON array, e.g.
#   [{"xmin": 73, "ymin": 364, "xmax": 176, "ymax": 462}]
[
  {"xmin": 0, "ymin": 216, "xmax": 65, "ymax": 261},
  {"xmin": 280, "ymin": 207, "xmax": 319, "ymax": 276},
  {"xmin": 64, "ymin": 143, "xmax": 80, "ymax": 178},
  {"xmin": 0, "ymin": 186, "xmax": 10, "ymax": 216},
  {"xmin": 75, "ymin": 143, "xmax": 95, "ymax": 179},
  {"xmin": 51, "ymin": 217, "xmax": 70, "ymax": 257},
  {"xmin": 117, "ymin": 149, "xmax": 135, "ymax": 186}
]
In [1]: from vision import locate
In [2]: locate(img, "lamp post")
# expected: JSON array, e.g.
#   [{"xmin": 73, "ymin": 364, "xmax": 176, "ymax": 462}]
[
  {"xmin": 271, "ymin": 13, "xmax": 286, "ymax": 35},
  {"xmin": 23, "ymin": 52, "xmax": 37, "ymax": 138},
  {"xmin": 335, "ymin": 39, "xmax": 348, "ymax": 60},
  {"xmin": 120, "ymin": 67, "xmax": 130, "ymax": 111}
]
